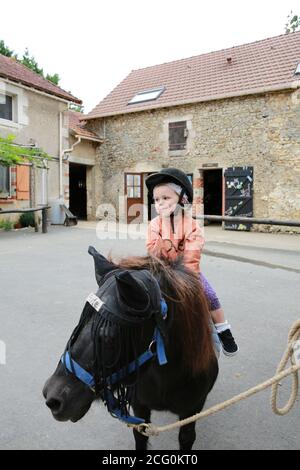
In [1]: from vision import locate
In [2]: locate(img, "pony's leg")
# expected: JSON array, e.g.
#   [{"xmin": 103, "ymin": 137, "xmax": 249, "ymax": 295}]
[
  {"xmin": 132, "ymin": 404, "xmax": 151, "ymax": 450},
  {"xmin": 178, "ymin": 419, "xmax": 196, "ymax": 450}
]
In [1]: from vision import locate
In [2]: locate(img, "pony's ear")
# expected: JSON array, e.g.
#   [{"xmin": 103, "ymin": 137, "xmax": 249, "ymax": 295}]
[
  {"xmin": 115, "ymin": 271, "xmax": 149, "ymax": 311},
  {"xmin": 88, "ymin": 246, "xmax": 115, "ymax": 285}
]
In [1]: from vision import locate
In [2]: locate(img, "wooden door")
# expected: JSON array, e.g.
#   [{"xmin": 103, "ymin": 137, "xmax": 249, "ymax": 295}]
[
  {"xmin": 125, "ymin": 173, "xmax": 143, "ymax": 224},
  {"xmin": 224, "ymin": 166, "xmax": 253, "ymax": 231}
]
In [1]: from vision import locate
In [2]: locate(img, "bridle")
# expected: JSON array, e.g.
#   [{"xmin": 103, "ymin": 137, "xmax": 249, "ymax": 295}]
[{"xmin": 61, "ymin": 271, "xmax": 168, "ymax": 425}]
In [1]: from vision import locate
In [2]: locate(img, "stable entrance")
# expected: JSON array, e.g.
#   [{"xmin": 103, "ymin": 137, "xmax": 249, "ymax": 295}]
[
  {"xmin": 69, "ymin": 163, "xmax": 87, "ymax": 220},
  {"xmin": 203, "ymin": 169, "xmax": 223, "ymax": 221}
]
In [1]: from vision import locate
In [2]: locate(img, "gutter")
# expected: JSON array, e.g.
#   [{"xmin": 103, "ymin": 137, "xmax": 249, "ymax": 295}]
[
  {"xmin": 0, "ymin": 76, "xmax": 77, "ymax": 105},
  {"xmin": 74, "ymin": 134, "xmax": 103, "ymax": 143}
]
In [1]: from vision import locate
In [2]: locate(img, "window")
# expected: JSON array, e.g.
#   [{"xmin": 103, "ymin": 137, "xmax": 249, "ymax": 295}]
[
  {"xmin": 126, "ymin": 174, "xmax": 141, "ymax": 198},
  {"xmin": 0, "ymin": 94, "xmax": 13, "ymax": 121},
  {"xmin": 0, "ymin": 166, "xmax": 10, "ymax": 197},
  {"xmin": 295, "ymin": 62, "xmax": 300, "ymax": 75},
  {"xmin": 169, "ymin": 121, "xmax": 188, "ymax": 151},
  {"xmin": 128, "ymin": 87, "xmax": 165, "ymax": 105}
]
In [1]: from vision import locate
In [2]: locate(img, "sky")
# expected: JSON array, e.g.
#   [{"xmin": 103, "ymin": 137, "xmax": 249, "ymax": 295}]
[{"xmin": 1, "ymin": 0, "xmax": 299, "ymax": 113}]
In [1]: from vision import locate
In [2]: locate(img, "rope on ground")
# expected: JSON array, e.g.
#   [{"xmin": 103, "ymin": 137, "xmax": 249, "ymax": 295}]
[
  {"xmin": 271, "ymin": 320, "xmax": 300, "ymax": 415},
  {"xmin": 130, "ymin": 320, "xmax": 300, "ymax": 438}
]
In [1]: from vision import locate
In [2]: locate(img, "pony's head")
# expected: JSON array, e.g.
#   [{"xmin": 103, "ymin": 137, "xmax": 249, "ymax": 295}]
[{"xmin": 43, "ymin": 247, "xmax": 162, "ymax": 423}]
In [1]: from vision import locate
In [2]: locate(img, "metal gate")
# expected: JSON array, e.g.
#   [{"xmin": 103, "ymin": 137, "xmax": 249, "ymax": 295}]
[{"xmin": 224, "ymin": 166, "xmax": 253, "ymax": 231}]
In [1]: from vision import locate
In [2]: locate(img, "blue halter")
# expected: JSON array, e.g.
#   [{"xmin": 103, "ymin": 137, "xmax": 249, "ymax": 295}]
[{"xmin": 61, "ymin": 298, "xmax": 168, "ymax": 425}]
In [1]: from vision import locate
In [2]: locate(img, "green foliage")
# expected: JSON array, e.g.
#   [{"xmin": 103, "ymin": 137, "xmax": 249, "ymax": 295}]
[
  {"xmin": 0, "ymin": 218, "xmax": 13, "ymax": 231},
  {"xmin": 46, "ymin": 73, "xmax": 60, "ymax": 85},
  {"xmin": 19, "ymin": 212, "xmax": 35, "ymax": 228},
  {"xmin": 69, "ymin": 103, "xmax": 85, "ymax": 113},
  {"xmin": 20, "ymin": 48, "xmax": 44, "ymax": 76},
  {"xmin": 0, "ymin": 40, "xmax": 61, "ymax": 85},
  {"xmin": 0, "ymin": 40, "xmax": 16, "ymax": 58},
  {"xmin": 285, "ymin": 11, "xmax": 300, "ymax": 33},
  {"xmin": 0, "ymin": 134, "xmax": 51, "ymax": 168}
]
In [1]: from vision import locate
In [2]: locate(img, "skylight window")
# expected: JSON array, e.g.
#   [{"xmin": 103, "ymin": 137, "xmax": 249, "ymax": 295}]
[
  {"xmin": 128, "ymin": 87, "xmax": 165, "ymax": 105},
  {"xmin": 295, "ymin": 62, "xmax": 300, "ymax": 75}
]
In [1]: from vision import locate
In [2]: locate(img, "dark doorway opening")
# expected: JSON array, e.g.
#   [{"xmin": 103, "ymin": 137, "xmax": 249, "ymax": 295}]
[
  {"xmin": 69, "ymin": 163, "xmax": 87, "ymax": 220},
  {"xmin": 203, "ymin": 169, "xmax": 223, "ymax": 223},
  {"xmin": 146, "ymin": 172, "xmax": 158, "ymax": 221}
]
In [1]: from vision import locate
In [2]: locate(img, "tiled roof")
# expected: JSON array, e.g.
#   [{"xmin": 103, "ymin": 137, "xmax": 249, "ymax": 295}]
[
  {"xmin": 86, "ymin": 31, "xmax": 300, "ymax": 119},
  {"xmin": 0, "ymin": 54, "xmax": 82, "ymax": 104},
  {"xmin": 68, "ymin": 110, "xmax": 102, "ymax": 141}
]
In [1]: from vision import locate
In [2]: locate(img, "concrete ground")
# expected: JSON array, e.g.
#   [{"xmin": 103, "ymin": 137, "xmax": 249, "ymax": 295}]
[
  {"xmin": 0, "ymin": 223, "xmax": 299, "ymax": 450},
  {"xmin": 76, "ymin": 220, "xmax": 300, "ymax": 272}
]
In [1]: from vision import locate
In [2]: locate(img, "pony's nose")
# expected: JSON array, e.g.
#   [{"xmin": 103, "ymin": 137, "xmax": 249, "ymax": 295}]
[{"xmin": 46, "ymin": 397, "xmax": 63, "ymax": 413}]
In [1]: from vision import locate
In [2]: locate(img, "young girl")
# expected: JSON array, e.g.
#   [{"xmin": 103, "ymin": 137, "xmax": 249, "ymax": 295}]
[{"xmin": 146, "ymin": 168, "xmax": 238, "ymax": 356}]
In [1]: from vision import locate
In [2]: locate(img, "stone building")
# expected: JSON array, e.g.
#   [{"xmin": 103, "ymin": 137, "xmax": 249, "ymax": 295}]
[
  {"xmin": 0, "ymin": 56, "xmax": 105, "ymax": 225},
  {"xmin": 85, "ymin": 31, "xmax": 300, "ymax": 231},
  {"xmin": 0, "ymin": 54, "xmax": 82, "ymax": 224}
]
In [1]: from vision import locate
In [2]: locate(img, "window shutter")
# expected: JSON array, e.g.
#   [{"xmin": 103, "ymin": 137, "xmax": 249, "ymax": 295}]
[
  {"xmin": 169, "ymin": 121, "xmax": 187, "ymax": 150},
  {"xmin": 16, "ymin": 165, "xmax": 30, "ymax": 200}
]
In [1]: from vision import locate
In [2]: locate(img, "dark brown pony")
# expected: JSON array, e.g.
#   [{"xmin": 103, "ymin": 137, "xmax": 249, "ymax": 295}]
[{"xmin": 43, "ymin": 249, "xmax": 218, "ymax": 450}]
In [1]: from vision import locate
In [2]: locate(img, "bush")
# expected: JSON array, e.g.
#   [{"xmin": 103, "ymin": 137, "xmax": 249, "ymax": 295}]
[
  {"xmin": 0, "ymin": 219, "xmax": 13, "ymax": 231},
  {"xmin": 19, "ymin": 212, "xmax": 35, "ymax": 228}
]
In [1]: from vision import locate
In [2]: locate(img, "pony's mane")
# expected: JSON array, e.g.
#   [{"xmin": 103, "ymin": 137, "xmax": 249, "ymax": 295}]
[{"xmin": 112, "ymin": 255, "xmax": 215, "ymax": 376}]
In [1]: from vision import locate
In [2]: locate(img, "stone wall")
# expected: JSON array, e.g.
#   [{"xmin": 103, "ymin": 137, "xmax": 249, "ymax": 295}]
[{"xmin": 91, "ymin": 90, "xmax": 300, "ymax": 231}]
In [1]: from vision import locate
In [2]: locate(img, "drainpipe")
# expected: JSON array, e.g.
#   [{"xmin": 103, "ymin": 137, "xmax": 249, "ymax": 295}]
[
  {"xmin": 59, "ymin": 112, "xmax": 63, "ymax": 199},
  {"xmin": 59, "ymin": 111, "xmax": 81, "ymax": 199},
  {"xmin": 41, "ymin": 159, "xmax": 49, "ymax": 205},
  {"xmin": 61, "ymin": 136, "xmax": 82, "ymax": 161}
]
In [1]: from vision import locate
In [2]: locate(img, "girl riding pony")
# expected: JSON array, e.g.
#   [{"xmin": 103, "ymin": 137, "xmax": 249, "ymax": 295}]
[{"xmin": 146, "ymin": 168, "xmax": 238, "ymax": 356}]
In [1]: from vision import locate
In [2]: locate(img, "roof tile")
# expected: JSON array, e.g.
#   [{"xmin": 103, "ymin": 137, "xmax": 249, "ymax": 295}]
[
  {"xmin": 68, "ymin": 110, "xmax": 101, "ymax": 140},
  {"xmin": 0, "ymin": 54, "xmax": 81, "ymax": 104},
  {"xmin": 86, "ymin": 31, "xmax": 300, "ymax": 119}
]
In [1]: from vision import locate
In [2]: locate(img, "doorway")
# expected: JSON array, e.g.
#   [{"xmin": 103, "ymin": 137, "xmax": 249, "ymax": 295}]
[
  {"xmin": 203, "ymin": 169, "xmax": 223, "ymax": 222},
  {"xmin": 69, "ymin": 163, "xmax": 87, "ymax": 220},
  {"xmin": 125, "ymin": 173, "xmax": 144, "ymax": 224}
]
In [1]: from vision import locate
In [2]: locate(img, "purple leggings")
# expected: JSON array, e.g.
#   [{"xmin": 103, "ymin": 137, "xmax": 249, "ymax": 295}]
[{"xmin": 200, "ymin": 273, "xmax": 221, "ymax": 311}]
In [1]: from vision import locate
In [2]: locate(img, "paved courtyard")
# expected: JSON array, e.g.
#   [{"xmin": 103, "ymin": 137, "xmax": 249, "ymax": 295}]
[{"xmin": 0, "ymin": 224, "xmax": 299, "ymax": 450}]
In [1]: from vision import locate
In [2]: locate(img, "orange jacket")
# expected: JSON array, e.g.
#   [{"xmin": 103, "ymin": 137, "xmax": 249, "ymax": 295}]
[{"xmin": 146, "ymin": 213, "xmax": 204, "ymax": 274}]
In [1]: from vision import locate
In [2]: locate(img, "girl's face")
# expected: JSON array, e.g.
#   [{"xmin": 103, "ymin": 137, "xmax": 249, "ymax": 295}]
[{"xmin": 153, "ymin": 185, "xmax": 179, "ymax": 217}]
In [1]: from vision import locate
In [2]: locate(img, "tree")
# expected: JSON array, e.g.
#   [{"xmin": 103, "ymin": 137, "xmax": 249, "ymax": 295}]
[
  {"xmin": 20, "ymin": 48, "xmax": 44, "ymax": 77},
  {"xmin": 0, "ymin": 40, "xmax": 15, "ymax": 58},
  {"xmin": 285, "ymin": 11, "xmax": 300, "ymax": 33},
  {"xmin": 69, "ymin": 103, "xmax": 85, "ymax": 113},
  {"xmin": 0, "ymin": 40, "xmax": 61, "ymax": 86},
  {"xmin": 20, "ymin": 48, "xmax": 61, "ymax": 85},
  {"xmin": 46, "ymin": 73, "xmax": 60, "ymax": 85},
  {"xmin": 0, "ymin": 135, "xmax": 51, "ymax": 168}
]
